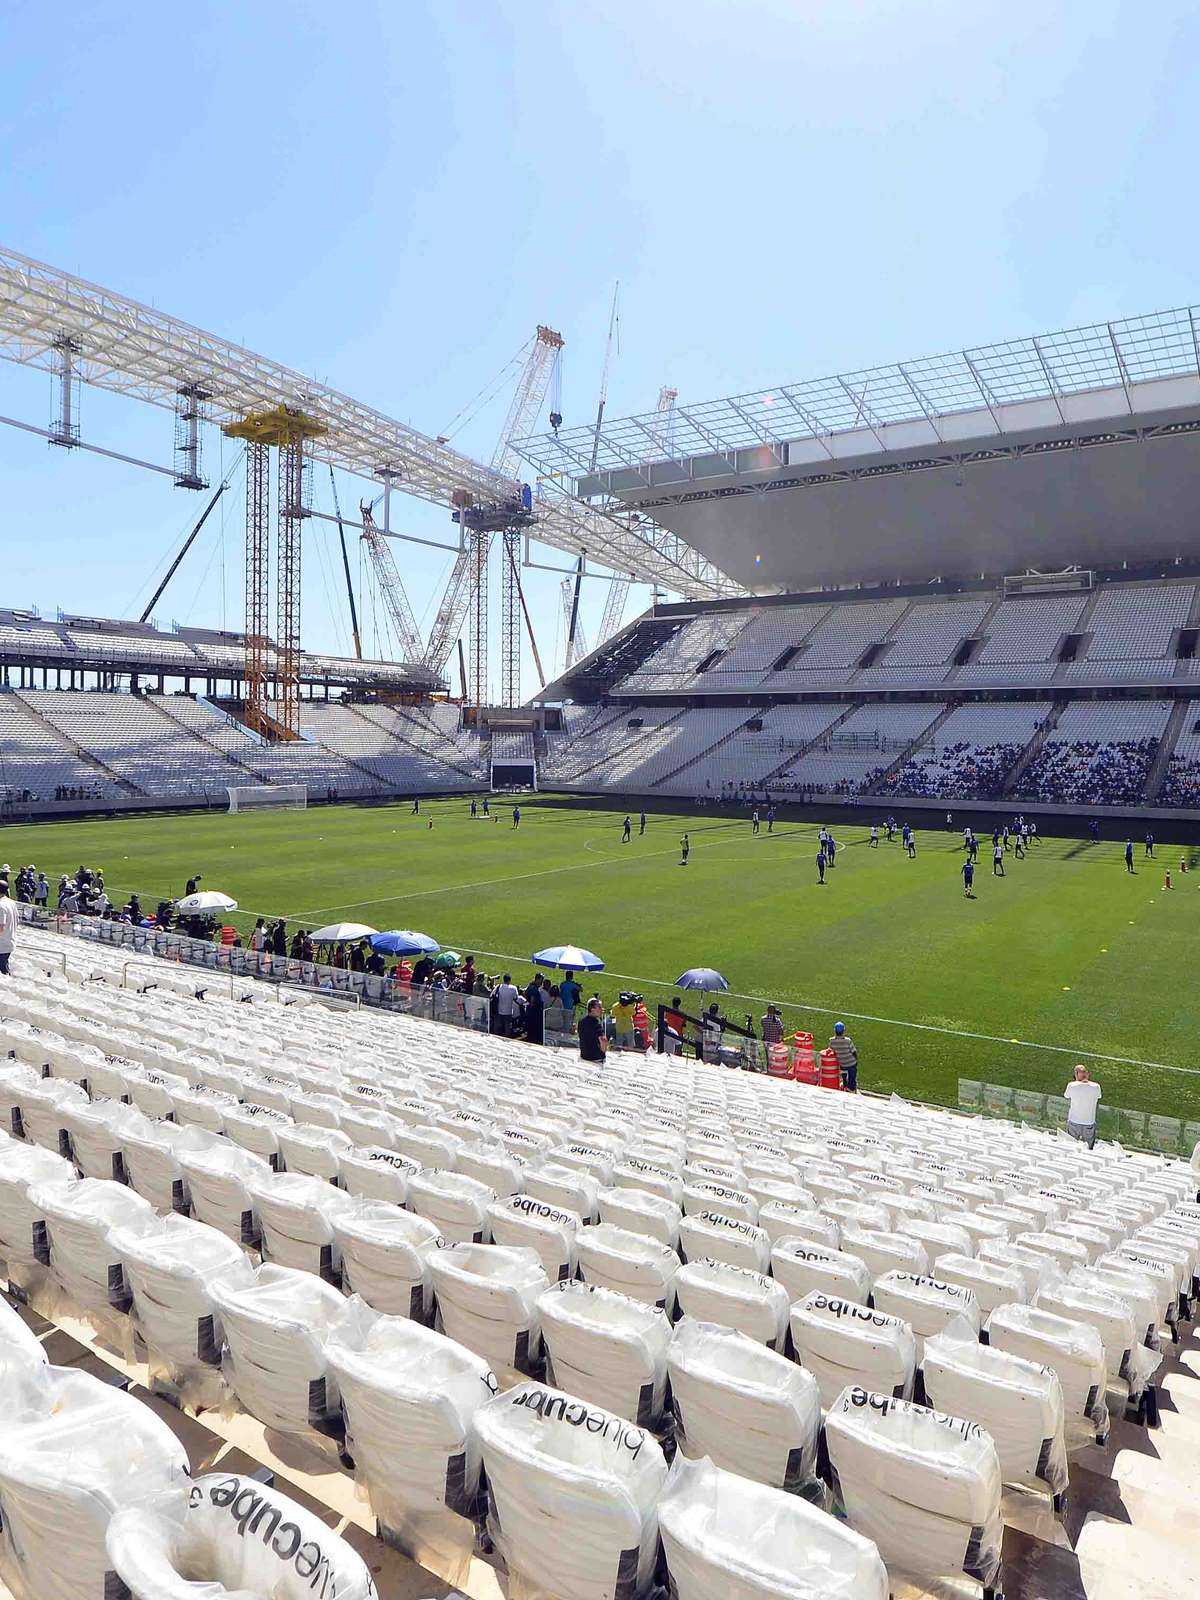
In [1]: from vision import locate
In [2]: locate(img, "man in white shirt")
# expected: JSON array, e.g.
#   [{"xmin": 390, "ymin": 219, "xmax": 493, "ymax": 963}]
[
  {"xmin": 495, "ymin": 973, "xmax": 522, "ymax": 1036},
  {"xmin": 0, "ymin": 880, "xmax": 17, "ymax": 976},
  {"xmin": 1064, "ymin": 1064, "xmax": 1101, "ymax": 1149}
]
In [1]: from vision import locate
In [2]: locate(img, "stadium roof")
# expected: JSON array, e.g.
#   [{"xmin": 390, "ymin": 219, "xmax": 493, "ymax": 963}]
[{"xmin": 516, "ymin": 306, "xmax": 1200, "ymax": 589}]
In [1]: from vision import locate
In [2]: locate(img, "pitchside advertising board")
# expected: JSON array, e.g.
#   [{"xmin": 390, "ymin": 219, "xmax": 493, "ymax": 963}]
[{"xmin": 959, "ymin": 1079, "xmax": 1200, "ymax": 1156}]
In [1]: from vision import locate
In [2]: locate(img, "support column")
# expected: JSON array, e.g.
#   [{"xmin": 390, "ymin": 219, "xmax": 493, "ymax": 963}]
[
  {"xmin": 276, "ymin": 438, "xmax": 309, "ymax": 737},
  {"xmin": 501, "ymin": 528, "xmax": 521, "ymax": 708},
  {"xmin": 468, "ymin": 529, "xmax": 488, "ymax": 711},
  {"xmin": 243, "ymin": 441, "xmax": 271, "ymax": 735}
]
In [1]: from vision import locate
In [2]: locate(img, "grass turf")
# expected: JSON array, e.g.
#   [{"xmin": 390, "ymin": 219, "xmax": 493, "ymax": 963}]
[{"xmin": 4, "ymin": 793, "xmax": 1199, "ymax": 1122}]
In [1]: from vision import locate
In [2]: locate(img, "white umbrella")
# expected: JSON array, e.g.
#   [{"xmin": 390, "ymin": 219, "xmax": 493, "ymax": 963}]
[
  {"xmin": 175, "ymin": 890, "xmax": 239, "ymax": 914},
  {"xmin": 310, "ymin": 921, "xmax": 379, "ymax": 942}
]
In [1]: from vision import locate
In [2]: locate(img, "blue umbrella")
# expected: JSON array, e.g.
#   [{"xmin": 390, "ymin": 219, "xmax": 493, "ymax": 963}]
[
  {"xmin": 675, "ymin": 967, "xmax": 729, "ymax": 992},
  {"xmin": 532, "ymin": 943, "xmax": 605, "ymax": 972},
  {"xmin": 370, "ymin": 929, "xmax": 441, "ymax": 956}
]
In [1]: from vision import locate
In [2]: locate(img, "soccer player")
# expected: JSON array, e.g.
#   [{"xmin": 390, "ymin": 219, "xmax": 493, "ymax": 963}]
[
  {"xmin": 767, "ymin": 806, "xmax": 776, "ymax": 833},
  {"xmin": 946, "ymin": 811, "xmax": 953, "ymax": 830},
  {"xmin": 639, "ymin": 810, "xmax": 647, "ymax": 836},
  {"xmin": 470, "ymin": 798, "xmax": 477, "ymax": 817},
  {"xmin": 906, "ymin": 830, "xmax": 917, "ymax": 859},
  {"xmin": 1125, "ymin": 838, "xmax": 1135, "ymax": 873},
  {"xmin": 1014, "ymin": 832, "xmax": 1025, "ymax": 860},
  {"xmin": 1030, "ymin": 821, "xmax": 1039, "ymax": 845},
  {"xmin": 511, "ymin": 806, "xmax": 521, "ymax": 829},
  {"xmin": 752, "ymin": 809, "xmax": 760, "ymax": 835},
  {"xmin": 969, "ymin": 835, "xmax": 978, "ymax": 862},
  {"xmin": 622, "ymin": 815, "xmax": 631, "ymax": 843},
  {"xmin": 680, "ymin": 833, "xmax": 690, "ymax": 866},
  {"xmin": 827, "ymin": 835, "xmax": 837, "ymax": 867},
  {"xmin": 1145, "ymin": 830, "xmax": 1155, "ymax": 858},
  {"xmin": 1002, "ymin": 825, "xmax": 1010, "ymax": 852},
  {"xmin": 869, "ymin": 824, "xmax": 879, "ymax": 848},
  {"xmin": 412, "ymin": 797, "xmax": 420, "ymax": 814},
  {"xmin": 961, "ymin": 858, "xmax": 975, "ymax": 897},
  {"xmin": 816, "ymin": 846, "xmax": 826, "ymax": 883},
  {"xmin": 482, "ymin": 797, "xmax": 490, "ymax": 816},
  {"xmin": 993, "ymin": 843, "xmax": 1005, "ymax": 876}
]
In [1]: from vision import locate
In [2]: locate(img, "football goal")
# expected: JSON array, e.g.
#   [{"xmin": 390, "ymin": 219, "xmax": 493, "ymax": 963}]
[{"xmin": 226, "ymin": 784, "xmax": 307, "ymax": 813}]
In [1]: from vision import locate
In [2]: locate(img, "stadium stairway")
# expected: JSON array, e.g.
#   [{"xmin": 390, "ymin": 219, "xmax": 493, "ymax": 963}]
[
  {"xmin": 1001, "ymin": 698, "xmax": 1066, "ymax": 797},
  {"xmin": 147, "ymin": 695, "xmax": 263, "ymax": 782},
  {"xmin": 12, "ymin": 689, "xmax": 145, "ymax": 796},
  {"xmin": 760, "ymin": 699, "xmax": 863, "ymax": 785},
  {"xmin": 866, "ymin": 700, "xmax": 963, "ymax": 795},
  {"xmin": 350, "ymin": 703, "xmax": 484, "ymax": 786},
  {"xmin": 560, "ymin": 704, "xmax": 691, "ymax": 785},
  {"xmin": 648, "ymin": 706, "xmax": 764, "ymax": 791},
  {"xmin": 1144, "ymin": 702, "xmax": 1190, "ymax": 802}
]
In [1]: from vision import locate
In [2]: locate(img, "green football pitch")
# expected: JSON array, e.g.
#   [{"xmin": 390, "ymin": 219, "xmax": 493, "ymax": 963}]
[{"xmin": 3, "ymin": 794, "xmax": 1199, "ymax": 1123}]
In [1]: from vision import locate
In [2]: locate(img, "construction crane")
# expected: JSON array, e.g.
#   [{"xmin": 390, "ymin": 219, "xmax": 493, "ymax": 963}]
[
  {"xmin": 359, "ymin": 500, "xmax": 423, "ymax": 663},
  {"xmin": 423, "ymin": 324, "xmax": 563, "ymax": 706}
]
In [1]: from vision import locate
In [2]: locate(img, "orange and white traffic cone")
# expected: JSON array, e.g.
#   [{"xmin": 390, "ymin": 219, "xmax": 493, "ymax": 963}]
[{"xmin": 1164, "ymin": 870, "xmax": 1173, "ymax": 890}]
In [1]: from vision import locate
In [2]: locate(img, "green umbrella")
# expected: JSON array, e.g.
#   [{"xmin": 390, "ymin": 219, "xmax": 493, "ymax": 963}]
[{"xmin": 433, "ymin": 951, "xmax": 461, "ymax": 970}]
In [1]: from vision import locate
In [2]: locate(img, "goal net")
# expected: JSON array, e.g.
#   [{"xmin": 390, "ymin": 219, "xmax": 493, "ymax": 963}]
[{"xmin": 226, "ymin": 784, "xmax": 307, "ymax": 813}]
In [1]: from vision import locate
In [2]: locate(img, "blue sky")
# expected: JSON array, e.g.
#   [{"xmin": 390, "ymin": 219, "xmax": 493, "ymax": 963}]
[{"xmin": 2, "ymin": 0, "xmax": 1198, "ymax": 694}]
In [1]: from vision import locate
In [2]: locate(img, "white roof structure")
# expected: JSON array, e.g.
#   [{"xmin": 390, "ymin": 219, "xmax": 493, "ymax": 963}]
[
  {"xmin": 0, "ymin": 247, "xmax": 741, "ymax": 601},
  {"xmin": 517, "ymin": 307, "xmax": 1200, "ymax": 589}
]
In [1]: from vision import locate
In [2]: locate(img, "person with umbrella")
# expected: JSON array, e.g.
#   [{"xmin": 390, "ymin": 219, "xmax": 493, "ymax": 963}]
[{"xmin": 559, "ymin": 969, "xmax": 581, "ymax": 1031}]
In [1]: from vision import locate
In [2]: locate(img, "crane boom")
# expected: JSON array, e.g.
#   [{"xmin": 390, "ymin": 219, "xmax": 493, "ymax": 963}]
[
  {"xmin": 360, "ymin": 501, "xmax": 424, "ymax": 662},
  {"xmin": 596, "ymin": 574, "xmax": 630, "ymax": 647},
  {"xmin": 423, "ymin": 325, "xmax": 563, "ymax": 678}
]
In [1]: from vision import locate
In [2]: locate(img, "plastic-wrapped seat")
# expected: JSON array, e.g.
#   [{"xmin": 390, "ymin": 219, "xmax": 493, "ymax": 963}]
[
  {"xmin": 897, "ymin": 1217, "xmax": 973, "ymax": 1261},
  {"xmin": 105, "ymin": 1471, "xmax": 376, "ymax": 1600},
  {"xmin": 487, "ymin": 1193, "xmax": 581, "ymax": 1281},
  {"xmin": 326, "ymin": 1300, "xmax": 495, "ymax": 1575},
  {"xmin": 675, "ymin": 1259, "xmax": 790, "ymax": 1350},
  {"xmin": 1015, "ymin": 1231, "xmax": 1088, "ymax": 1271},
  {"xmin": 682, "ymin": 1180, "xmax": 757, "ymax": 1223},
  {"xmin": 0, "ymin": 1364, "xmax": 188, "ymax": 1600},
  {"xmin": 667, "ymin": 1318, "xmax": 822, "ymax": 1493},
  {"xmin": 977, "ymin": 1238, "xmax": 1063, "ymax": 1300},
  {"xmin": 407, "ymin": 1170, "xmax": 495, "ymax": 1245},
  {"xmin": 871, "ymin": 1272, "xmax": 980, "ymax": 1356},
  {"xmin": 985, "ymin": 1302, "xmax": 1108, "ymax": 1442},
  {"xmin": 0, "ymin": 1293, "xmax": 48, "ymax": 1387},
  {"xmin": 63, "ymin": 1100, "xmax": 147, "ymax": 1183},
  {"xmin": 394, "ymin": 1124, "xmax": 463, "ymax": 1171},
  {"xmin": 0, "ymin": 1063, "xmax": 38, "ymax": 1139},
  {"xmin": 428, "ymin": 1243, "xmax": 548, "ymax": 1379},
  {"xmin": 611, "ymin": 1157, "xmax": 683, "ymax": 1205},
  {"xmin": 840, "ymin": 1226, "xmax": 928, "ymax": 1287},
  {"xmin": 248, "ymin": 1171, "xmax": 356, "ymax": 1281},
  {"xmin": 1036, "ymin": 1280, "xmax": 1160, "ymax": 1401},
  {"xmin": 1079, "ymin": 1264, "xmax": 1159, "ymax": 1350},
  {"xmin": 931, "ymin": 1251, "xmax": 1028, "ymax": 1318},
  {"xmin": 761, "ymin": 1205, "xmax": 840, "ymax": 1250},
  {"xmin": 0, "ymin": 1142, "xmax": 73, "ymax": 1267},
  {"xmin": 32, "ymin": 1176, "xmax": 154, "ymax": 1314},
  {"xmin": 789, "ymin": 1293, "xmax": 917, "ymax": 1408},
  {"xmin": 771, "ymin": 1239, "xmax": 870, "ymax": 1305},
  {"xmin": 658, "ymin": 1454, "xmax": 888, "ymax": 1600},
  {"xmin": 332, "ymin": 1199, "xmax": 441, "ymax": 1319},
  {"xmin": 122, "ymin": 1120, "xmax": 216, "ymax": 1214},
  {"xmin": 923, "ymin": 1320, "xmax": 1067, "ymax": 1499},
  {"xmin": 276, "ymin": 1122, "xmax": 352, "ymax": 1182},
  {"xmin": 1100, "ymin": 1249, "xmax": 1179, "ymax": 1336},
  {"xmin": 209, "ymin": 1262, "xmax": 347, "ymax": 1434},
  {"xmin": 538, "ymin": 1282, "xmax": 671, "ymax": 1427},
  {"xmin": 109, "ymin": 1212, "xmax": 250, "ymax": 1374},
  {"xmin": 455, "ymin": 1141, "xmax": 526, "ymax": 1197},
  {"xmin": 18, "ymin": 1077, "xmax": 87, "ymax": 1155},
  {"xmin": 177, "ymin": 1142, "xmax": 269, "ymax": 1247},
  {"xmin": 825, "ymin": 1386, "xmax": 1003, "ymax": 1593},
  {"xmin": 222, "ymin": 1102, "xmax": 292, "ymax": 1167},
  {"xmin": 575, "ymin": 1223, "xmax": 680, "ymax": 1312},
  {"xmin": 679, "ymin": 1210, "xmax": 771, "ymax": 1272},
  {"xmin": 474, "ymin": 1379, "xmax": 668, "ymax": 1600},
  {"xmin": 596, "ymin": 1184, "xmax": 681, "ymax": 1247},
  {"xmin": 338, "ymin": 1144, "xmax": 422, "ymax": 1204},
  {"xmin": 524, "ymin": 1161, "xmax": 600, "ymax": 1221}
]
